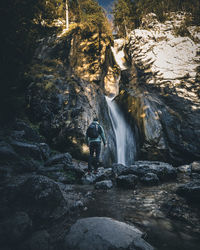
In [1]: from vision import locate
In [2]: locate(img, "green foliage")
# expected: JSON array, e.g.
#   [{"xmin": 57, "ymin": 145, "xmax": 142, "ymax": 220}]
[
  {"xmin": 78, "ymin": 0, "xmax": 112, "ymax": 37},
  {"xmin": 112, "ymin": 0, "xmax": 136, "ymax": 37},
  {"xmin": 112, "ymin": 0, "xmax": 200, "ymax": 37}
]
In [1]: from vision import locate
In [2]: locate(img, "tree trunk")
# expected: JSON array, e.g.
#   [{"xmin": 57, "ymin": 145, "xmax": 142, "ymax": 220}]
[{"xmin": 66, "ymin": 0, "xmax": 69, "ymax": 30}]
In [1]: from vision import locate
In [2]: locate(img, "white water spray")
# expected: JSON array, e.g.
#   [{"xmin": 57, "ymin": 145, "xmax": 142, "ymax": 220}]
[
  {"xmin": 105, "ymin": 39, "xmax": 136, "ymax": 165},
  {"xmin": 105, "ymin": 96, "xmax": 136, "ymax": 165}
]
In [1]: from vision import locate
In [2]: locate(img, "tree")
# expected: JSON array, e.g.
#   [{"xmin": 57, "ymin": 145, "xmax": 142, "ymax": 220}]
[
  {"xmin": 66, "ymin": 0, "xmax": 69, "ymax": 29},
  {"xmin": 112, "ymin": 0, "xmax": 135, "ymax": 37}
]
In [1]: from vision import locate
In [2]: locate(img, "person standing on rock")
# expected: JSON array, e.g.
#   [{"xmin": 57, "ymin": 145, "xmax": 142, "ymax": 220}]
[{"xmin": 86, "ymin": 117, "xmax": 106, "ymax": 174}]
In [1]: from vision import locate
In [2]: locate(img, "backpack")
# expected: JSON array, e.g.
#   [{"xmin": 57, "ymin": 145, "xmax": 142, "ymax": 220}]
[{"xmin": 86, "ymin": 123, "xmax": 102, "ymax": 138}]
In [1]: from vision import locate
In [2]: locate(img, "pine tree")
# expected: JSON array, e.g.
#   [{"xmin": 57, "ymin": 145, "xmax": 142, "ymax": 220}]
[{"xmin": 112, "ymin": 0, "xmax": 135, "ymax": 37}]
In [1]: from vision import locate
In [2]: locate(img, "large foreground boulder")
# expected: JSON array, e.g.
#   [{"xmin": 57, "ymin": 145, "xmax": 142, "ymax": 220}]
[
  {"xmin": 3, "ymin": 175, "xmax": 67, "ymax": 225},
  {"xmin": 64, "ymin": 217, "xmax": 154, "ymax": 250}
]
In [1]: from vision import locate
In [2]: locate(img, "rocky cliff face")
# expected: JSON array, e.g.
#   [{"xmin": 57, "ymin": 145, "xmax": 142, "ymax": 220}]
[
  {"xmin": 26, "ymin": 26, "xmax": 117, "ymax": 162},
  {"xmin": 118, "ymin": 12, "xmax": 200, "ymax": 164}
]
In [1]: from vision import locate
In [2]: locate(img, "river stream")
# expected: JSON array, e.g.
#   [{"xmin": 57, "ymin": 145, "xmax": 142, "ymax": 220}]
[{"xmin": 75, "ymin": 174, "xmax": 200, "ymax": 250}]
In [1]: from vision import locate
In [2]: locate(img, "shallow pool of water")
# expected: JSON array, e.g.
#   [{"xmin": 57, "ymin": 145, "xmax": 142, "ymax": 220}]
[{"xmin": 78, "ymin": 180, "xmax": 200, "ymax": 250}]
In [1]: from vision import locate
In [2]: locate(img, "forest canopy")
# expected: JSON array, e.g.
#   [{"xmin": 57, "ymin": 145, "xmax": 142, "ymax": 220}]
[{"xmin": 112, "ymin": 0, "xmax": 200, "ymax": 37}]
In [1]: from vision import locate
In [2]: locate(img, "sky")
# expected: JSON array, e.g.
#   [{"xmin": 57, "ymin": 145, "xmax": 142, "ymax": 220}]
[
  {"xmin": 97, "ymin": 0, "xmax": 114, "ymax": 20},
  {"xmin": 97, "ymin": 0, "xmax": 114, "ymax": 12}
]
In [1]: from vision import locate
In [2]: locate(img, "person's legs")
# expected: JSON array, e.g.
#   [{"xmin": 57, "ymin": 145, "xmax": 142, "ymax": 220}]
[
  {"xmin": 94, "ymin": 142, "xmax": 101, "ymax": 171},
  {"xmin": 88, "ymin": 143, "xmax": 95, "ymax": 171}
]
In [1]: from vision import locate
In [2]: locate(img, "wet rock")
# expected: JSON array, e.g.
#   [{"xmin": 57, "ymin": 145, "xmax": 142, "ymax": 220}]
[
  {"xmin": 191, "ymin": 173, "xmax": 200, "ymax": 180},
  {"xmin": 95, "ymin": 167, "xmax": 113, "ymax": 182},
  {"xmin": 191, "ymin": 161, "xmax": 200, "ymax": 174},
  {"xmin": 38, "ymin": 143, "xmax": 50, "ymax": 160},
  {"xmin": 39, "ymin": 164, "xmax": 64, "ymax": 174},
  {"xmin": 64, "ymin": 164, "xmax": 85, "ymax": 177},
  {"xmin": 0, "ymin": 142, "xmax": 19, "ymax": 163},
  {"xmin": 10, "ymin": 140, "xmax": 44, "ymax": 161},
  {"xmin": 81, "ymin": 173, "xmax": 97, "ymax": 185},
  {"xmin": 64, "ymin": 217, "xmax": 154, "ymax": 250},
  {"xmin": 140, "ymin": 173, "xmax": 159, "ymax": 186},
  {"xmin": 0, "ymin": 166, "xmax": 13, "ymax": 180},
  {"xmin": 17, "ymin": 159, "xmax": 42, "ymax": 174},
  {"xmin": 116, "ymin": 174, "xmax": 138, "ymax": 189},
  {"xmin": 12, "ymin": 120, "xmax": 42, "ymax": 143},
  {"xmin": 95, "ymin": 180, "xmax": 113, "ymax": 190},
  {"xmin": 21, "ymin": 175, "xmax": 64, "ymax": 207},
  {"xmin": 4, "ymin": 175, "xmax": 66, "ymax": 224},
  {"xmin": 20, "ymin": 230, "xmax": 50, "ymax": 250},
  {"xmin": 74, "ymin": 200, "xmax": 84, "ymax": 209},
  {"xmin": 132, "ymin": 161, "xmax": 177, "ymax": 181},
  {"xmin": 81, "ymin": 168, "xmax": 113, "ymax": 185},
  {"xmin": 0, "ymin": 212, "xmax": 32, "ymax": 245},
  {"xmin": 45, "ymin": 153, "xmax": 72, "ymax": 167},
  {"xmin": 177, "ymin": 164, "xmax": 191, "ymax": 174},
  {"xmin": 176, "ymin": 181, "xmax": 200, "ymax": 203},
  {"xmin": 112, "ymin": 163, "xmax": 136, "ymax": 176}
]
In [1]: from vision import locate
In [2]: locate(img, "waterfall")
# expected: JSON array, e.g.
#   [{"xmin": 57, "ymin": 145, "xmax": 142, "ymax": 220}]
[
  {"xmin": 104, "ymin": 39, "xmax": 136, "ymax": 165},
  {"xmin": 105, "ymin": 96, "xmax": 136, "ymax": 166}
]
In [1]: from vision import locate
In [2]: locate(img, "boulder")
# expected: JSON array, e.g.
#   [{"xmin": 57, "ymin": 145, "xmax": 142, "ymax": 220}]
[
  {"xmin": 81, "ymin": 173, "xmax": 97, "ymax": 185},
  {"xmin": 131, "ymin": 161, "xmax": 177, "ymax": 181},
  {"xmin": 140, "ymin": 173, "xmax": 159, "ymax": 186},
  {"xmin": 0, "ymin": 142, "xmax": 19, "ymax": 163},
  {"xmin": 176, "ymin": 181, "xmax": 200, "ymax": 203},
  {"xmin": 10, "ymin": 140, "xmax": 44, "ymax": 161},
  {"xmin": 0, "ymin": 212, "xmax": 32, "ymax": 245},
  {"xmin": 177, "ymin": 164, "xmax": 191, "ymax": 174},
  {"xmin": 191, "ymin": 173, "xmax": 200, "ymax": 180},
  {"xmin": 4, "ymin": 175, "xmax": 66, "ymax": 223},
  {"xmin": 45, "ymin": 153, "xmax": 72, "ymax": 167},
  {"xmin": 20, "ymin": 175, "xmax": 64, "ymax": 208},
  {"xmin": 95, "ymin": 180, "xmax": 113, "ymax": 190},
  {"xmin": 20, "ymin": 230, "xmax": 50, "ymax": 250},
  {"xmin": 64, "ymin": 217, "xmax": 154, "ymax": 250},
  {"xmin": 15, "ymin": 159, "xmax": 42, "ymax": 174},
  {"xmin": 112, "ymin": 163, "xmax": 136, "ymax": 176},
  {"xmin": 38, "ymin": 143, "xmax": 50, "ymax": 160},
  {"xmin": 191, "ymin": 161, "xmax": 200, "ymax": 174},
  {"xmin": 81, "ymin": 168, "xmax": 113, "ymax": 185},
  {"xmin": 116, "ymin": 174, "xmax": 138, "ymax": 189},
  {"xmin": 13, "ymin": 120, "xmax": 42, "ymax": 142},
  {"xmin": 64, "ymin": 164, "xmax": 85, "ymax": 178},
  {"xmin": 95, "ymin": 167, "xmax": 113, "ymax": 182}
]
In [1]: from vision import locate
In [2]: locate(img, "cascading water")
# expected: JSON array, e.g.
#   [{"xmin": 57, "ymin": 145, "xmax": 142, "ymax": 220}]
[
  {"xmin": 105, "ymin": 39, "xmax": 136, "ymax": 165},
  {"xmin": 105, "ymin": 96, "xmax": 136, "ymax": 166}
]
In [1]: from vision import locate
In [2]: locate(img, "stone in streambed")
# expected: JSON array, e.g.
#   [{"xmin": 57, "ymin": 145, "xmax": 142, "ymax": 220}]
[
  {"xmin": 116, "ymin": 174, "xmax": 138, "ymax": 189},
  {"xmin": 176, "ymin": 181, "xmax": 200, "ymax": 203},
  {"xmin": 140, "ymin": 173, "xmax": 159, "ymax": 186},
  {"xmin": 132, "ymin": 161, "xmax": 177, "ymax": 181},
  {"xmin": 95, "ymin": 180, "xmax": 113, "ymax": 190},
  {"xmin": 64, "ymin": 217, "xmax": 154, "ymax": 250}
]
